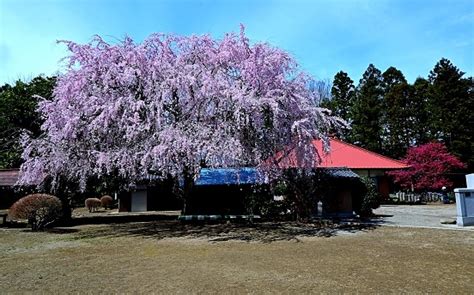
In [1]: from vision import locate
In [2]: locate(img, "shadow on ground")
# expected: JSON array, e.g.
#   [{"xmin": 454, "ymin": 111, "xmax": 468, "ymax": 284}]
[
  {"xmin": 66, "ymin": 220, "xmax": 378, "ymax": 243},
  {"xmin": 69, "ymin": 213, "xmax": 178, "ymax": 225}
]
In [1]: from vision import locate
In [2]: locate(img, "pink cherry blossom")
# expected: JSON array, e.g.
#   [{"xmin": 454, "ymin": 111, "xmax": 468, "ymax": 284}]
[{"xmin": 19, "ymin": 27, "xmax": 345, "ymax": 191}]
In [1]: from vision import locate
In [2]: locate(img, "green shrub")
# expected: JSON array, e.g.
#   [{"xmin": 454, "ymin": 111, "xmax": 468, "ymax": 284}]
[
  {"xmin": 243, "ymin": 185, "xmax": 290, "ymax": 220},
  {"xmin": 447, "ymin": 192, "xmax": 455, "ymax": 203},
  {"xmin": 356, "ymin": 177, "xmax": 381, "ymax": 217},
  {"xmin": 9, "ymin": 194, "xmax": 62, "ymax": 230}
]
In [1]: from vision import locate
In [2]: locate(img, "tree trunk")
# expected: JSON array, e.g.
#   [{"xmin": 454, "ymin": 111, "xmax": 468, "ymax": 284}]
[
  {"xmin": 181, "ymin": 170, "xmax": 194, "ymax": 215},
  {"xmin": 59, "ymin": 196, "xmax": 72, "ymax": 225}
]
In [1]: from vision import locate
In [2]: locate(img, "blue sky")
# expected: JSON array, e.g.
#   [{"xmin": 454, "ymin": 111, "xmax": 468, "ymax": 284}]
[{"xmin": 1, "ymin": 0, "xmax": 473, "ymax": 84}]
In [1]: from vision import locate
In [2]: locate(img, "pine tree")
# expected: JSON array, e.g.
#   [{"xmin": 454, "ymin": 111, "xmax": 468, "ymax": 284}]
[
  {"xmin": 410, "ymin": 77, "xmax": 432, "ymax": 145},
  {"xmin": 321, "ymin": 71, "xmax": 354, "ymax": 139},
  {"xmin": 349, "ymin": 64, "xmax": 384, "ymax": 153},
  {"xmin": 0, "ymin": 76, "xmax": 56, "ymax": 168},
  {"xmin": 382, "ymin": 66, "xmax": 407, "ymax": 89},
  {"xmin": 428, "ymin": 58, "xmax": 474, "ymax": 170},
  {"xmin": 381, "ymin": 67, "xmax": 412, "ymax": 158},
  {"xmin": 328, "ymin": 71, "xmax": 355, "ymax": 120}
]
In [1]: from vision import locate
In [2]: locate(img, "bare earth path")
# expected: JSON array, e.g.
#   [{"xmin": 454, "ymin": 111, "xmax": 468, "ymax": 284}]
[{"xmin": 1, "ymin": 222, "xmax": 473, "ymax": 293}]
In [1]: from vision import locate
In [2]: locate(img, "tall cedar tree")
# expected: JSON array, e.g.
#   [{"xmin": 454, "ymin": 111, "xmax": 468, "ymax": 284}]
[
  {"xmin": 381, "ymin": 67, "xmax": 412, "ymax": 158},
  {"xmin": 428, "ymin": 58, "xmax": 474, "ymax": 170},
  {"xmin": 0, "ymin": 76, "xmax": 56, "ymax": 168},
  {"xmin": 327, "ymin": 71, "xmax": 355, "ymax": 120},
  {"xmin": 349, "ymin": 64, "xmax": 384, "ymax": 153},
  {"xmin": 322, "ymin": 71, "xmax": 355, "ymax": 139},
  {"xmin": 410, "ymin": 78, "xmax": 432, "ymax": 145}
]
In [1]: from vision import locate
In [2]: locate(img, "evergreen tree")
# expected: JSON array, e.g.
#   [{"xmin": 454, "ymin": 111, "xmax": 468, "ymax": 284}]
[
  {"xmin": 328, "ymin": 71, "xmax": 355, "ymax": 120},
  {"xmin": 349, "ymin": 64, "xmax": 384, "ymax": 153},
  {"xmin": 410, "ymin": 77, "xmax": 432, "ymax": 145},
  {"xmin": 428, "ymin": 58, "xmax": 474, "ymax": 170},
  {"xmin": 321, "ymin": 71, "xmax": 354, "ymax": 139},
  {"xmin": 0, "ymin": 76, "xmax": 56, "ymax": 168},
  {"xmin": 382, "ymin": 66, "xmax": 407, "ymax": 89},
  {"xmin": 381, "ymin": 67, "xmax": 412, "ymax": 158}
]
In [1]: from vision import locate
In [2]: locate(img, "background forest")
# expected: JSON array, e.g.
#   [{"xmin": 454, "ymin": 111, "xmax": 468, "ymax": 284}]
[{"xmin": 319, "ymin": 58, "xmax": 473, "ymax": 171}]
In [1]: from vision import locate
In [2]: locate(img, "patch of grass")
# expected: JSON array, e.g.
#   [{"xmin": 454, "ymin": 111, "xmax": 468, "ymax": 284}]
[{"xmin": 0, "ymin": 223, "xmax": 473, "ymax": 293}]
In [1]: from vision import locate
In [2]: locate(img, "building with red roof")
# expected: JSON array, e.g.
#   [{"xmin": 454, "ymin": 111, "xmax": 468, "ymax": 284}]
[
  {"xmin": 315, "ymin": 138, "xmax": 409, "ymax": 199},
  {"xmin": 276, "ymin": 138, "xmax": 409, "ymax": 198},
  {"xmin": 313, "ymin": 138, "xmax": 409, "ymax": 170},
  {"xmin": 0, "ymin": 169, "xmax": 20, "ymax": 208},
  {"xmin": 0, "ymin": 169, "xmax": 19, "ymax": 188}
]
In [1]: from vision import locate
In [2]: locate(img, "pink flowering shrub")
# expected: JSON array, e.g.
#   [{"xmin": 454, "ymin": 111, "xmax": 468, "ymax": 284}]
[
  {"xmin": 9, "ymin": 194, "xmax": 62, "ymax": 230},
  {"xmin": 388, "ymin": 142, "xmax": 466, "ymax": 191}
]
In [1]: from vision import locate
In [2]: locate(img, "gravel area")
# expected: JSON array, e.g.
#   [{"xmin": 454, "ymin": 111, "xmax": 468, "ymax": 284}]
[{"xmin": 373, "ymin": 204, "xmax": 474, "ymax": 230}]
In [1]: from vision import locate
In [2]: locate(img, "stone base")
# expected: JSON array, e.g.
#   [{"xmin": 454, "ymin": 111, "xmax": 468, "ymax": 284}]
[
  {"xmin": 457, "ymin": 216, "xmax": 474, "ymax": 226},
  {"xmin": 322, "ymin": 211, "xmax": 355, "ymax": 218}
]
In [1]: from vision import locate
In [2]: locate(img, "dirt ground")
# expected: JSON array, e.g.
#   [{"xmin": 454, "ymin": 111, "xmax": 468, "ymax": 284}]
[
  {"xmin": 1, "ymin": 221, "xmax": 473, "ymax": 293},
  {"xmin": 374, "ymin": 204, "xmax": 468, "ymax": 229}
]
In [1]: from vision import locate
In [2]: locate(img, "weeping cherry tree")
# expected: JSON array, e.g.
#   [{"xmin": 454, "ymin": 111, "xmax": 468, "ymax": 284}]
[{"xmin": 19, "ymin": 26, "xmax": 345, "ymax": 214}]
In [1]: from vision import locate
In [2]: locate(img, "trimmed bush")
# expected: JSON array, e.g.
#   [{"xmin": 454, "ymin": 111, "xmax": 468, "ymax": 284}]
[
  {"xmin": 357, "ymin": 177, "xmax": 381, "ymax": 217},
  {"xmin": 85, "ymin": 198, "xmax": 101, "ymax": 213},
  {"xmin": 100, "ymin": 195, "xmax": 114, "ymax": 209},
  {"xmin": 9, "ymin": 194, "xmax": 62, "ymax": 230}
]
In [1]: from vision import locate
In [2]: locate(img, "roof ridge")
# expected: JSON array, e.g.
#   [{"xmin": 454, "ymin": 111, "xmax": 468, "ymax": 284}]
[{"xmin": 328, "ymin": 138, "xmax": 408, "ymax": 167}]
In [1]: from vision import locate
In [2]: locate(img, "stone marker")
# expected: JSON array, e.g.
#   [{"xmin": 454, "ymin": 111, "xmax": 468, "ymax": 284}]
[
  {"xmin": 440, "ymin": 218, "xmax": 456, "ymax": 225},
  {"xmin": 454, "ymin": 174, "xmax": 474, "ymax": 226}
]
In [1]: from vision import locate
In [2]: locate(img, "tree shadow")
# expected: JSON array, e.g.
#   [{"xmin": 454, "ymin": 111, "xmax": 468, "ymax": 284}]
[
  {"xmin": 46, "ymin": 228, "xmax": 80, "ymax": 234},
  {"xmin": 371, "ymin": 214, "xmax": 394, "ymax": 218},
  {"xmin": 70, "ymin": 220, "xmax": 378, "ymax": 243}
]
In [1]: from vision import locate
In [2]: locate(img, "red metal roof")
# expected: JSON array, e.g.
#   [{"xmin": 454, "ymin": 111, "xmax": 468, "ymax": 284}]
[
  {"xmin": 314, "ymin": 138, "xmax": 409, "ymax": 169},
  {"xmin": 0, "ymin": 169, "xmax": 19, "ymax": 187},
  {"xmin": 275, "ymin": 138, "xmax": 409, "ymax": 170}
]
